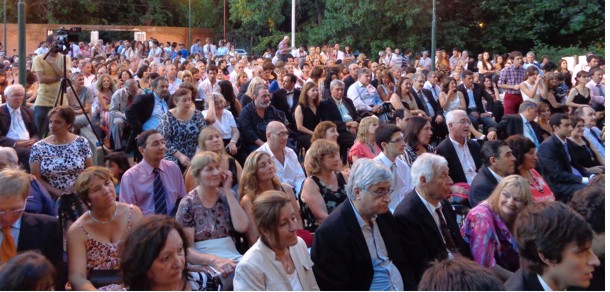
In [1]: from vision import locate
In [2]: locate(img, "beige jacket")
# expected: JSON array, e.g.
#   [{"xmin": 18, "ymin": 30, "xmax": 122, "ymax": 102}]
[{"xmin": 233, "ymin": 237, "xmax": 319, "ymax": 291}]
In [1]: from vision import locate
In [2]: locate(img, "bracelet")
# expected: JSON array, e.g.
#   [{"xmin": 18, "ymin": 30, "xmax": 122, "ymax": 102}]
[{"xmin": 230, "ymin": 139, "xmax": 237, "ymax": 144}]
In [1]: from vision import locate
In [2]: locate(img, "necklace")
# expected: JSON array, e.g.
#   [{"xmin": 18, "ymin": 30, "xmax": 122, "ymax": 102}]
[
  {"xmin": 89, "ymin": 202, "xmax": 118, "ymax": 224},
  {"xmin": 528, "ymin": 171, "xmax": 544, "ymax": 192}
]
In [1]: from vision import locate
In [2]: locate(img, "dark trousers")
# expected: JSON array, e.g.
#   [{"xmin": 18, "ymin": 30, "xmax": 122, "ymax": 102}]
[{"xmin": 34, "ymin": 105, "xmax": 53, "ymax": 137}]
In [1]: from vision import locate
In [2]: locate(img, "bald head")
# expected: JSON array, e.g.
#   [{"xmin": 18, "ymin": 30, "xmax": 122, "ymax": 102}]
[{"xmin": 266, "ymin": 121, "xmax": 285, "ymax": 134}]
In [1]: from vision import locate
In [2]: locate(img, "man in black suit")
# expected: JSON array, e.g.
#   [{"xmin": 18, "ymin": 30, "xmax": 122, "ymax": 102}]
[
  {"xmin": 342, "ymin": 63, "xmax": 359, "ymax": 98},
  {"xmin": 538, "ymin": 113, "xmax": 591, "ymax": 202},
  {"xmin": 505, "ymin": 202, "xmax": 599, "ymax": 291},
  {"xmin": 488, "ymin": 101, "xmax": 548, "ymax": 148},
  {"xmin": 125, "ymin": 76, "xmax": 170, "ymax": 161},
  {"xmin": 0, "ymin": 169, "xmax": 64, "ymax": 290},
  {"xmin": 457, "ymin": 70, "xmax": 497, "ymax": 133},
  {"xmin": 311, "ymin": 159, "xmax": 415, "ymax": 291},
  {"xmin": 0, "ymin": 85, "xmax": 39, "ymax": 171},
  {"xmin": 435, "ymin": 109, "xmax": 481, "ymax": 185},
  {"xmin": 319, "ymin": 79, "xmax": 359, "ymax": 163},
  {"xmin": 410, "ymin": 72, "xmax": 447, "ymax": 143},
  {"xmin": 469, "ymin": 140, "xmax": 516, "ymax": 206},
  {"xmin": 270, "ymin": 73, "xmax": 300, "ymax": 133},
  {"xmin": 394, "ymin": 153, "xmax": 471, "ymax": 285}
]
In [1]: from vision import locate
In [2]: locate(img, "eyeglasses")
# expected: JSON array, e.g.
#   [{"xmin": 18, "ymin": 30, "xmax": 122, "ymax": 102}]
[
  {"xmin": 0, "ymin": 206, "xmax": 25, "ymax": 217},
  {"xmin": 453, "ymin": 119, "xmax": 471, "ymax": 125},
  {"xmin": 361, "ymin": 188, "xmax": 393, "ymax": 197}
]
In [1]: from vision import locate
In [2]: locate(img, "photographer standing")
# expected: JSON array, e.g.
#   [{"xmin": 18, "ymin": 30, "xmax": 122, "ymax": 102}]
[{"xmin": 32, "ymin": 35, "xmax": 71, "ymax": 137}]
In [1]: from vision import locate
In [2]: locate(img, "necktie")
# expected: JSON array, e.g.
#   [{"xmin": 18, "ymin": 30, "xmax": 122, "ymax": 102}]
[
  {"xmin": 597, "ymin": 84, "xmax": 604, "ymax": 97},
  {"xmin": 286, "ymin": 91, "xmax": 293, "ymax": 95},
  {"xmin": 418, "ymin": 91, "xmax": 431, "ymax": 116},
  {"xmin": 435, "ymin": 207, "xmax": 457, "ymax": 251},
  {"xmin": 525, "ymin": 122, "xmax": 540, "ymax": 148},
  {"xmin": 152, "ymin": 168, "xmax": 168, "ymax": 215},
  {"xmin": 1, "ymin": 226, "xmax": 16, "ymax": 263}
]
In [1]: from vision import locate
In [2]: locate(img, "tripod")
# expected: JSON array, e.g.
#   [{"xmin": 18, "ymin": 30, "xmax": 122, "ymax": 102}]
[{"xmin": 47, "ymin": 50, "xmax": 108, "ymax": 156}]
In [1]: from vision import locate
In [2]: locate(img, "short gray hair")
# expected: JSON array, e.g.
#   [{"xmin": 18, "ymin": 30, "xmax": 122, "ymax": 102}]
[
  {"xmin": 518, "ymin": 101, "xmax": 538, "ymax": 113},
  {"xmin": 411, "ymin": 153, "xmax": 448, "ymax": 187},
  {"xmin": 346, "ymin": 158, "xmax": 392, "ymax": 200},
  {"xmin": 330, "ymin": 79, "xmax": 345, "ymax": 90},
  {"xmin": 358, "ymin": 68, "xmax": 371, "ymax": 77},
  {"xmin": 0, "ymin": 147, "xmax": 18, "ymax": 168},
  {"xmin": 445, "ymin": 109, "xmax": 467, "ymax": 127},
  {"xmin": 412, "ymin": 72, "xmax": 425, "ymax": 82},
  {"xmin": 4, "ymin": 84, "xmax": 25, "ymax": 99}
]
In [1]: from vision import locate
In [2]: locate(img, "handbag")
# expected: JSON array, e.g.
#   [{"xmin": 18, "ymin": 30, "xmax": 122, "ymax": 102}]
[{"xmin": 88, "ymin": 269, "xmax": 122, "ymax": 288}]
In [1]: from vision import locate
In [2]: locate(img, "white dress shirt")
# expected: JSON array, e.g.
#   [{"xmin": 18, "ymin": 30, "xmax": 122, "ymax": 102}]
[
  {"xmin": 6, "ymin": 107, "xmax": 30, "ymax": 140},
  {"xmin": 449, "ymin": 136, "xmax": 477, "ymax": 184},
  {"xmin": 374, "ymin": 152, "xmax": 413, "ymax": 213},
  {"xmin": 256, "ymin": 143, "xmax": 306, "ymax": 194}
]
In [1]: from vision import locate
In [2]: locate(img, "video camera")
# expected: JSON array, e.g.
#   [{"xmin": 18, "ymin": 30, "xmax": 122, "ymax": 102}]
[{"xmin": 51, "ymin": 27, "xmax": 81, "ymax": 54}]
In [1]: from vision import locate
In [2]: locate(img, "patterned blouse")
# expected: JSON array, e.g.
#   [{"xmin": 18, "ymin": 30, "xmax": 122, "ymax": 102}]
[
  {"xmin": 299, "ymin": 172, "xmax": 348, "ymax": 232},
  {"xmin": 400, "ymin": 143, "xmax": 436, "ymax": 167},
  {"xmin": 159, "ymin": 110, "xmax": 206, "ymax": 165},
  {"xmin": 176, "ymin": 188, "xmax": 235, "ymax": 243},
  {"xmin": 29, "ymin": 136, "xmax": 92, "ymax": 193},
  {"xmin": 461, "ymin": 202, "xmax": 520, "ymax": 272}
]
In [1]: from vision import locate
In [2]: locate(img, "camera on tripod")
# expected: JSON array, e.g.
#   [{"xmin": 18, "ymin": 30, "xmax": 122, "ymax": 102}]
[{"xmin": 51, "ymin": 27, "xmax": 81, "ymax": 54}]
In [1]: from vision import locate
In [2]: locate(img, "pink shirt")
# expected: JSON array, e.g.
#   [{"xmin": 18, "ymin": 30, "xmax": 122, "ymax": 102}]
[{"xmin": 120, "ymin": 159, "xmax": 186, "ymax": 216}]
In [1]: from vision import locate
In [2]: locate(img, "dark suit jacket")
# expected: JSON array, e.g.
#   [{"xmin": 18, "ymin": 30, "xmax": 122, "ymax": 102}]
[
  {"xmin": 0, "ymin": 104, "xmax": 39, "ymax": 145},
  {"xmin": 494, "ymin": 114, "xmax": 549, "ymax": 141},
  {"xmin": 393, "ymin": 190, "xmax": 471, "ymax": 285},
  {"xmin": 410, "ymin": 87, "xmax": 443, "ymax": 117},
  {"xmin": 18, "ymin": 212, "xmax": 65, "ymax": 290},
  {"xmin": 271, "ymin": 88, "xmax": 301, "ymax": 131},
  {"xmin": 504, "ymin": 268, "xmax": 544, "ymax": 291},
  {"xmin": 343, "ymin": 75, "xmax": 356, "ymax": 98},
  {"xmin": 457, "ymin": 83, "xmax": 495, "ymax": 114},
  {"xmin": 125, "ymin": 93, "xmax": 169, "ymax": 151},
  {"xmin": 538, "ymin": 135, "xmax": 589, "ymax": 201},
  {"xmin": 319, "ymin": 96, "xmax": 359, "ymax": 132},
  {"xmin": 311, "ymin": 201, "xmax": 415, "ymax": 291},
  {"xmin": 436, "ymin": 137, "xmax": 482, "ymax": 184},
  {"xmin": 469, "ymin": 166, "xmax": 500, "ymax": 207}
]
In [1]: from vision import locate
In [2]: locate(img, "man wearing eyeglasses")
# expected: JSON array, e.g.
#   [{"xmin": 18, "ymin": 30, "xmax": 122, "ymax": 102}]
[
  {"xmin": 311, "ymin": 158, "xmax": 415, "ymax": 290},
  {"xmin": 0, "ymin": 168, "xmax": 63, "ymax": 290},
  {"xmin": 373, "ymin": 124, "xmax": 413, "ymax": 213},
  {"xmin": 394, "ymin": 153, "xmax": 471, "ymax": 286}
]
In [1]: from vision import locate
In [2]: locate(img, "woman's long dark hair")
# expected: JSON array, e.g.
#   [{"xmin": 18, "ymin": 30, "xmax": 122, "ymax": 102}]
[
  {"xmin": 119, "ymin": 215, "xmax": 190, "ymax": 291},
  {"xmin": 218, "ymin": 80, "xmax": 239, "ymax": 117},
  {"xmin": 404, "ymin": 116, "xmax": 429, "ymax": 149}
]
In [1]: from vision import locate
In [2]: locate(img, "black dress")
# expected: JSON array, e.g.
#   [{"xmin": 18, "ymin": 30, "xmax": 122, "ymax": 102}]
[
  {"xmin": 296, "ymin": 105, "xmax": 320, "ymax": 149},
  {"xmin": 567, "ymin": 138, "xmax": 601, "ymax": 168},
  {"xmin": 299, "ymin": 173, "xmax": 347, "ymax": 232},
  {"xmin": 572, "ymin": 88, "xmax": 591, "ymax": 106}
]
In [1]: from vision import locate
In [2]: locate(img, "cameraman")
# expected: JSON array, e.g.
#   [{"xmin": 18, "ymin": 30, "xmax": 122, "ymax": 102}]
[{"xmin": 32, "ymin": 35, "xmax": 71, "ymax": 137}]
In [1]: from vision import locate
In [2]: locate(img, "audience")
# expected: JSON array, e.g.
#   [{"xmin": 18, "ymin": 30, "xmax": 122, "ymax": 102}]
[
  {"xmin": 202, "ymin": 92, "xmax": 239, "ymax": 155},
  {"xmin": 0, "ymin": 84, "xmax": 39, "ymax": 171},
  {"xmin": 470, "ymin": 140, "xmax": 515, "ymax": 206},
  {"xmin": 319, "ymin": 79, "xmax": 358, "ymax": 163},
  {"xmin": 401, "ymin": 116, "xmax": 436, "ymax": 166},
  {"xmin": 234, "ymin": 191, "xmax": 319, "ymax": 291},
  {"xmin": 505, "ymin": 135, "xmax": 555, "ymax": 203},
  {"xmin": 347, "ymin": 115, "xmax": 381, "ymax": 163}
]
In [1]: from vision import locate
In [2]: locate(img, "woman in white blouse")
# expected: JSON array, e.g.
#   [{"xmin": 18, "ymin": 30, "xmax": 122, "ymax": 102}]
[{"xmin": 203, "ymin": 92, "xmax": 240, "ymax": 156}]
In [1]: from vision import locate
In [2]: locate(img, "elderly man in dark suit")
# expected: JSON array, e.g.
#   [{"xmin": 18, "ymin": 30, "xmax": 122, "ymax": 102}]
[
  {"xmin": 457, "ymin": 70, "xmax": 497, "ymax": 132},
  {"xmin": 487, "ymin": 101, "xmax": 548, "ymax": 148},
  {"xmin": 0, "ymin": 169, "xmax": 64, "ymax": 290},
  {"xmin": 0, "ymin": 85, "xmax": 39, "ymax": 171},
  {"xmin": 538, "ymin": 113, "xmax": 591, "ymax": 202},
  {"xmin": 311, "ymin": 158, "xmax": 415, "ymax": 291},
  {"xmin": 125, "ymin": 76, "xmax": 170, "ymax": 161},
  {"xmin": 435, "ymin": 109, "xmax": 481, "ymax": 185},
  {"xmin": 394, "ymin": 153, "xmax": 471, "ymax": 285},
  {"xmin": 319, "ymin": 79, "xmax": 359, "ymax": 163},
  {"xmin": 410, "ymin": 72, "xmax": 447, "ymax": 143},
  {"xmin": 270, "ymin": 73, "xmax": 300, "ymax": 133},
  {"xmin": 469, "ymin": 140, "xmax": 516, "ymax": 206}
]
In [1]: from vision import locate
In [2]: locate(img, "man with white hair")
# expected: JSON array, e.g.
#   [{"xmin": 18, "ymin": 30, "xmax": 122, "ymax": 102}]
[
  {"xmin": 0, "ymin": 85, "xmax": 39, "ymax": 170},
  {"xmin": 435, "ymin": 110, "xmax": 482, "ymax": 185},
  {"xmin": 312, "ymin": 158, "xmax": 415, "ymax": 290},
  {"xmin": 277, "ymin": 36, "xmax": 291, "ymax": 62},
  {"xmin": 394, "ymin": 153, "xmax": 471, "ymax": 285}
]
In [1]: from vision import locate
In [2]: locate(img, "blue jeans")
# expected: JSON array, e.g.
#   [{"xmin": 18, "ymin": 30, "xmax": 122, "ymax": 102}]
[{"xmin": 34, "ymin": 105, "xmax": 53, "ymax": 137}]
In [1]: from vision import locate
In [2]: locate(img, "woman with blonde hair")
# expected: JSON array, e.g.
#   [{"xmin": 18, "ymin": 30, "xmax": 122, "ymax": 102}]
[
  {"xmin": 185, "ymin": 127, "xmax": 242, "ymax": 193},
  {"xmin": 240, "ymin": 76, "xmax": 266, "ymax": 107},
  {"xmin": 299, "ymin": 139, "xmax": 347, "ymax": 232},
  {"xmin": 461, "ymin": 175, "xmax": 533, "ymax": 281},
  {"xmin": 347, "ymin": 115, "xmax": 381, "ymax": 163},
  {"xmin": 239, "ymin": 151, "xmax": 303, "ymax": 246},
  {"xmin": 94, "ymin": 74, "xmax": 117, "ymax": 145}
]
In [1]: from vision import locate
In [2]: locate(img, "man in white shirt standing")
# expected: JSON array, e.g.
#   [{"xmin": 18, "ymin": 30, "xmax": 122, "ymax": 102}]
[
  {"xmin": 373, "ymin": 124, "xmax": 412, "ymax": 213},
  {"xmin": 256, "ymin": 121, "xmax": 306, "ymax": 194}
]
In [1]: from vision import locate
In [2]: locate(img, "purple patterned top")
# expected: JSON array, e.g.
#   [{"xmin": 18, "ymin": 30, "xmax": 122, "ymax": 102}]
[
  {"xmin": 175, "ymin": 188, "xmax": 234, "ymax": 242},
  {"xmin": 460, "ymin": 202, "xmax": 520, "ymax": 272}
]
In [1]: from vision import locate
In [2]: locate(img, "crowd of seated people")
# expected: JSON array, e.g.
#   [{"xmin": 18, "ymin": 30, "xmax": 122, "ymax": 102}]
[{"xmin": 0, "ymin": 35, "xmax": 605, "ymax": 291}]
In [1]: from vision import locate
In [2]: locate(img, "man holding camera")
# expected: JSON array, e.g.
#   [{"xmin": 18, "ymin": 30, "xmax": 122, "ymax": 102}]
[{"xmin": 32, "ymin": 36, "xmax": 71, "ymax": 137}]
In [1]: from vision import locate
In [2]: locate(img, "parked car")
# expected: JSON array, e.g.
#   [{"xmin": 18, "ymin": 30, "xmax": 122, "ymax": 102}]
[{"xmin": 236, "ymin": 49, "xmax": 248, "ymax": 58}]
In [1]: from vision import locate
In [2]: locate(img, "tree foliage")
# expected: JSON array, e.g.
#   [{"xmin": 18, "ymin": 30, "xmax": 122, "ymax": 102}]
[{"xmin": 0, "ymin": 0, "xmax": 603, "ymax": 57}]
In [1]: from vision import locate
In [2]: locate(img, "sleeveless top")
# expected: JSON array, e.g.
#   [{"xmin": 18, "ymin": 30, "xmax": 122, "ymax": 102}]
[
  {"xmin": 520, "ymin": 81, "xmax": 542, "ymax": 103},
  {"xmin": 572, "ymin": 88, "xmax": 590, "ymax": 105},
  {"xmin": 299, "ymin": 106, "xmax": 321, "ymax": 133},
  {"xmin": 77, "ymin": 205, "xmax": 135, "ymax": 272},
  {"xmin": 443, "ymin": 92, "xmax": 463, "ymax": 115},
  {"xmin": 299, "ymin": 172, "xmax": 347, "ymax": 232}
]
